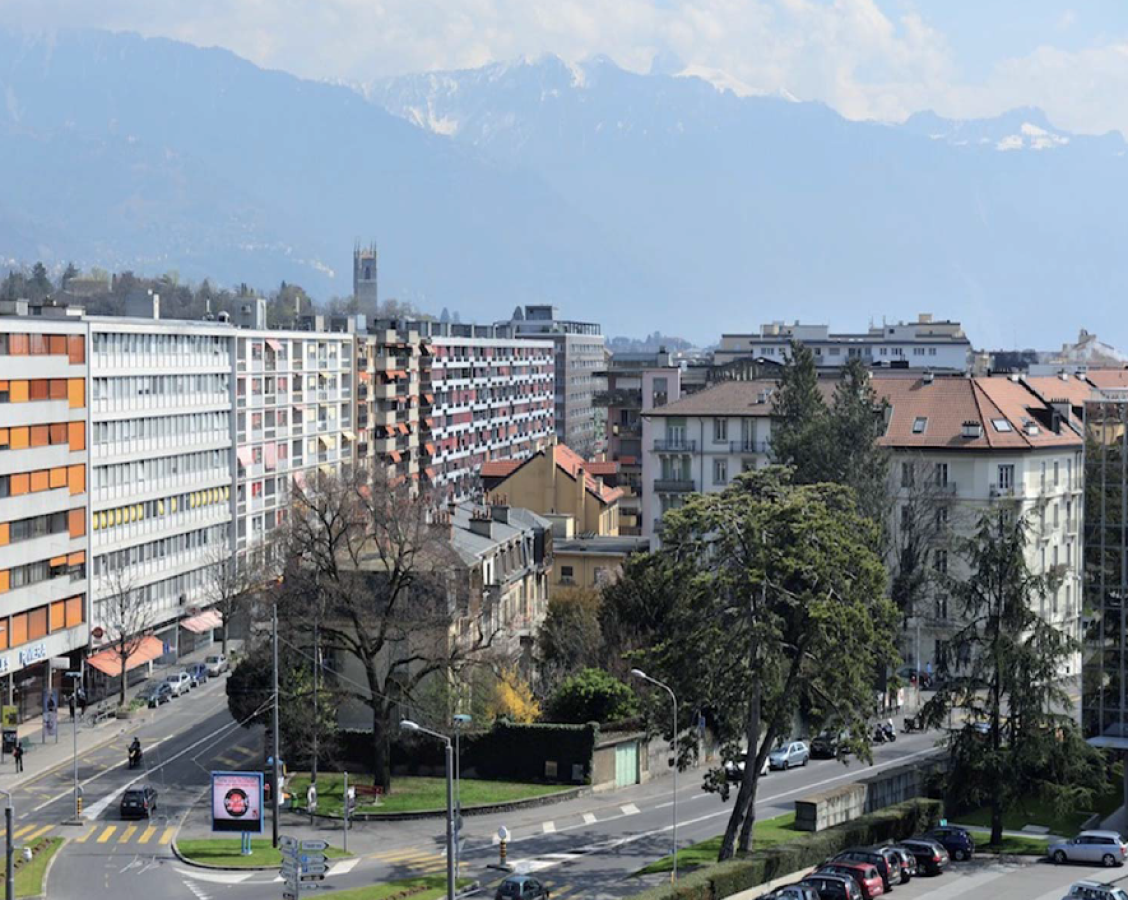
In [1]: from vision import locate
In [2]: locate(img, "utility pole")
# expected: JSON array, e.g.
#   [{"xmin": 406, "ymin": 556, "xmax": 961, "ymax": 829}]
[
  {"xmin": 311, "ymin": 617, "xmax": 319, "ymax": 788},
  {"xmin": 271, "ymin": 602, "xmax": 280, "ymax": 849},
  {"xmin": 0, "ymin": 789, "xmax": 12, "ymax": 900}
]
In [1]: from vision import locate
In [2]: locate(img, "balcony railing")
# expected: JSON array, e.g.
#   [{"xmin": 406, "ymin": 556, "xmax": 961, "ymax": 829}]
[
  {"xmin": 989, "ymin": 483, "xmax": 1025, "ymax": 498},
  {"xmin": 654, "ymin": 439, "xmax": 696, "ymax": 452},
  {"xmin": 654, "ymin": 478, "xmax": 695, "ymax": 493},
  {"xmin": 594, "ymin": 388, "xmax": 642, "ymax": 408},
  {"xmin": 729, "ymin": 440, "xmax": 771, "ymax": 454}
]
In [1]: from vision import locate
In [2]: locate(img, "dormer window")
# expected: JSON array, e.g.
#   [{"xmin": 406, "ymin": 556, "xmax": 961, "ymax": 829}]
[
  {"xmin": 991, "ymin": 419, "xmax": 1013, "ymax": 433},
  {"xmin": 912, "ymin": 417, "xmax": 927, "ymax": 434}
]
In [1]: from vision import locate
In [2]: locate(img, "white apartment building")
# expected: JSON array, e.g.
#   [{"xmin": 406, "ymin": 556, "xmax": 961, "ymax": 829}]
[
  {"xmin": 643, "ymin": 373, "xmax": 1084, "ymax": 674},
  {"xmin": 714, "ymin": 313, "xmax": 972, "ymax": 372}
]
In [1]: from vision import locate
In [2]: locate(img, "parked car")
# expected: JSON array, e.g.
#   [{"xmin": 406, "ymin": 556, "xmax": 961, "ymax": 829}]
[
  {"xmin": 495, "ymin": 875, "xmax": 549, "ymax": 900},
  {"xmin": 1063, "ymin": 881, "xmax": 1128, "ymax": 900},
  {"xmin": 875, "ymin": 846, "xmax": 910, "ymax": 884},
  {"xmin": 139, "ymin": 682, "xmax": 173, "ymax": 708},
  {"xmin": 1050, "ymin": 831, "xmax": 1128, "ymax": 868},
  {"xmin": 769, "ymin": 740, "xmax": 811, "ymax": 770},
  {"xmin": 766, "ymin": 885, "xmax": 820, "ymax": 900},
  {"xmin": 832, "ymin": 848, "xmax": 900, "ymax": 892},
  {"xmin": 164, "ymin": 672, "xmax": 193, "ymax": 697},
  {"xmin": 897, "ymin": 838, "xmax": 949, "ymax": 876},
  {"xmin": 801, "ymin": 873, "xmax": 863, "ymax": 900},
  {"xmin": 723, "ymin": 753, "xmax": 770, "ymax": 781},
  {"xmin": 816, "ymin": 862, "xmax": 884, "ymax": 899},
  {"xmin": 925, "ymin": 826, "xmax": 975, "ymax": 862},
  {"xmin": 205, "ymin": 654, "xmax": 229, "ymax": 677},
  {"xmin": 120, "ymin": 785, "xmax": 158, "ymax": 819},
  {"xmin": 811, "ymin": 730, "xmax": 850, "ymax": 759},
  {"xmin": 896, "ymin": 665, "xmax": 933, "ymax": 689},
  {"xmin": 186, "ymin": 663, "xmax": 209, "ymax": 687},
  {"xmin": 884, "ymin": 845, "xmax": 918, "ymax": 879}
]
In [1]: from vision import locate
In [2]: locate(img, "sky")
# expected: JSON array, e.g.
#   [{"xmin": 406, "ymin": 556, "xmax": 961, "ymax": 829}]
[{"xmin": 3, "ymin": 0, "xmax": 1128, "ymax": 136}]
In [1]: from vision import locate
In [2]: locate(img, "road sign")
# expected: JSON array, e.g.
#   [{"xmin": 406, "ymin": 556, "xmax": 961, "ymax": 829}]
[
  {"xmin": 280, "ymin": 835, "xmax": 299, "ymax": 850},
  {"xmin": 300, "ymin": 839, "xmax": 328, "ymax": 851}
]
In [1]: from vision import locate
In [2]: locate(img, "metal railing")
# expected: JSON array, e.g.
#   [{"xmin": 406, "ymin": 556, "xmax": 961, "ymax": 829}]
[{"xmin": 653, "ymin": 439, "xmax": 696, "ymax": 452}]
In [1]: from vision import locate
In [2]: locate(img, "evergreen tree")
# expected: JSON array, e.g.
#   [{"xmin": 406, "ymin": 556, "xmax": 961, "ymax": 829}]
[
  {"xmin": 829, "ymin": 358, "xmax": 891, "ymax": 530},
  {"xmin": 770, "ymin": 342, "xmax": 834, "ymax": 483}
]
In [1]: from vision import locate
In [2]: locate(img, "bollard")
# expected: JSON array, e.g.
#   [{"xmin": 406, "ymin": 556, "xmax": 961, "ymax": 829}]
[
  {"xmin": 76, "ymin": 795, "xmax": 83, "ymax": 817},
  {"xmin": 499, "ymin": 840, "xmax": 507, "ymax": 867}
]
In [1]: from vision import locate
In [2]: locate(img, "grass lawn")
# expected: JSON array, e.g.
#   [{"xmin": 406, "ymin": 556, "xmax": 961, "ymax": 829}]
[
  {"xmin": 322, "ymin": 876, "xmax": 474, "ymax": 899},
  {"xmin": 636, "ymin": 813, "xmax": 800, "ymax": 876},
  {"xmin": 176, "ymin": 838, "xmax": 350, "ymax": 868},
  {"xmin": 16, "ymin": 837, "xmax": 62, "ymax": 898},
  {"xmin": 967, "ymin": 831, "xmax": 1049, "ymax": 856},
  {"xmin": 288, "ymin": 773, "xmax": 570, "ymax": 816},
  {"xmin": 958, "ymin": 783, "xmax": 1122, "ymax": 837}
]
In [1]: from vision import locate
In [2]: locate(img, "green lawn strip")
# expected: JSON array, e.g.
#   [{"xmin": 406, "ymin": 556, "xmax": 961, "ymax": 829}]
[
  {"xmin": 288, "ymin": 773, "xmax": 570, "ymax": 816},
  {"xmin": 967, "ymin": 831, "xmax": 1049, "ymax": 856},
  {"xmin": 958, "ymin": 783, "xmax": 1122, "ymax": 837},
  {"xmin": 636, "ymin": 813, "xmax": 799, "ymax": 876},
  {"xmin": 321, "ymin": 876, "xmax": 474, "ymax": 899},
  {"xmin": 176, "ymin": 838, "xmax": 350, "ymax": 868},
  {"xmin": 16, "ymin": 837, "xmax": 62, "ymax": 898}
]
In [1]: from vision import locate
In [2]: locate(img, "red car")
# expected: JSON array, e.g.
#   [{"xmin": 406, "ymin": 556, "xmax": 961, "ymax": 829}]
[{"xmin": 817, "ymin": 862, "xmax": 884, "ymax": 900}]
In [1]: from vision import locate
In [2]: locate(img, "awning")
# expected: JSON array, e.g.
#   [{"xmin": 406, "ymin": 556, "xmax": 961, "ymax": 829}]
[
  {"xmin": 384, "ymin": 425, "xmax": 397, "ymax": 436},
  {"xmin": 319, "ymin": 464, "xmax": 333, "ymax": 476},
  {"xmin": 50, "ymin": 555, "xmax": 67, "ymax": 567},
  {"xmin": 424, "ymin": 467, "xmax": 437, "ymax": 480},
  {"xmin": 181, "ymin": 609, "xmax": 222, "ymax": 634},
  {"xmin": 424, "ymin": 393, "xmax": 434, "ymax": 404},
  {"xmin": 398, "ymin": 423, "xmax": 409, "ymax": 435},
  {"xmin": 424, "ymin": 443, "xmax": 435, "ymax": 455},
  {"xmin": 318, "ymin": 434, "xmax": 334, "ymax": 449},
  {"xmin": 86, "ymin": 636, "xmax": 164, "ymax": 676},
  {"xmin": 236, "ymin": 446, "xmax": 254, "ymax": 466},
  {"xmin": 264, "ymin": 443, "xmax": 278, "ymax": 470},
  {"xmin": 266, "ymin": 338, "xmax": 282, "ymax": 351},
  {"xmin": 342, "ymin": 430, "xmax": 356, "ymax": 442},
  {"xmin": 68, "ymin": 551, "xmax": 85, "ymax": 566},
  {"xmin": 389, "ymin": 450, "xmax": 402, "ymax": 463}
]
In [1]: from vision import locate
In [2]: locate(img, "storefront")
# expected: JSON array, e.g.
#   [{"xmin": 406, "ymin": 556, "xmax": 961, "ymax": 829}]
[
  {"xmin": 85, "ymin": 636, "xmax": 165, "ymax": 703},
  {"xmin": 0, "ymin": 634, "xmax": 85, "ymax": 724},
  {"xmin": 179, "ymin": 610, "xmax": 222, "ymax": 658}
]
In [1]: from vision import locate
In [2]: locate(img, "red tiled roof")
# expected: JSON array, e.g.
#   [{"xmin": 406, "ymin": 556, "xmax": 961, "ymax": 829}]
[
  {"xmin": 1084, "ymin": 368, "xmax": 1128, "ymax": 391},
  {"xmin": 585, "ymin": 461, "xmax": 618, "ymax": 476},
  {"xmin": 1026, "ymin": 374, "xmax": 1097, "ymax": 409},
  {"xmin": 553, "ymin": 444, "xmax": 623, "ymax": 504},
  {"xmin": 480, "ymin": 460, "xmax": 522, "ymax": 478}
]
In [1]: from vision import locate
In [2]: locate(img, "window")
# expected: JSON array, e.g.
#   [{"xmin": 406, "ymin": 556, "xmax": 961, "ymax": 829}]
[
  {"xmin": 1053, "ymin": 460, "xmax": 1060, "ymax": 486},
  {"xmin": 929, "ymin": 348, "xmax": 937, "ymax": 356},
  {"xmin": 934, "ymin": 549, "xmax": 948, "ymax": 575},
  {"xmin": 560, "ymin": 565, "xmax": 574, "ymax": 580},
  {"xmin": 991, "ymin": 418, "xmax": 1013, "ymax": 433},
  {"xmin": 912, "ymin": 417, "xmax": 927, "ymax": 434},
  {"xmin": 901, "ymin": 462, "xmax": 915, "ymax": 488},
  {"xmin": 900, "ymin": 505, "xmax": 911, "ymax": 532},
  {"xmin": 997, "ymin": 464, "xmax": 1015, "ymax": 491},
  {"xmin": 713, "ymin": 418, "xmax": 728, "ymax": 442},
  {"xmin": 935, "ymin": 506, "xmax": 949, "ymax": 528},
  {"xmin": 713, "ymin": 459, "xmax": 728, "ymax": 485},
  {"xmin": 935, "ymin": 463, "xmax": 949, "ymax": 486}
]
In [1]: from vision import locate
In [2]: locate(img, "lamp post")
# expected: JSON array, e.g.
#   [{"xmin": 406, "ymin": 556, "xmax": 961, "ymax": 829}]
[
  {"xmin": 401, "ymin": 720, "xmax": 455, "ymax": 900},
  {"xmin": 452, "ymin": 713, "xmax": 471, "ymax": 878},
  {"xmin": 0, "ymin": 788, "xmax": 12, "ymax": 900},
  {"xmin": 631, "ymin": 669, "xmax": 679, "ymax": 883}
]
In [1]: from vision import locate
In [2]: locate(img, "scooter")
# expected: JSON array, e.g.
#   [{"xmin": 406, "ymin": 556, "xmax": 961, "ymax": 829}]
[
  {"xmin": 128, "ymin": 748, "xmax": 143, "ymax": 769},
  {"xmin": 873, "ymin": 722, "xmax": 897, "ymax": 744}
]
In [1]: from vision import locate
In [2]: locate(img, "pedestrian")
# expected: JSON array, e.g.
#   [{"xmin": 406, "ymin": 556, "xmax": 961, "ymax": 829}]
[{"xmin": 13, "ymin": 742, "xmax": 23, "ymax": 773}]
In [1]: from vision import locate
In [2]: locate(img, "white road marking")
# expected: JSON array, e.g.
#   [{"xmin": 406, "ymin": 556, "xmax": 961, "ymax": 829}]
[
  {"xmin": 31, "ymin": 736, "xmax": 174, "ymax": 813},
  {"xmin": 620, "ymin": 804, "xmax": 640, "ymax": 816},
  {"xmin": 328, "ymin": 858, "xmax": 361, "ymax": 876},
  {"xmin": 906, "ymin": 863, "xmax": 1021, "ymax": 900},
  {"xmin": 1031, "ymin": 866, "xmax": 1115, "ymax": 900},
  {"xmin": 542, "ymin": 821, "xmax": 556, "ymax": 834},
  {"xmin": 173, "ymin": 868, "xmax": 254, "ymax": 885},
  {"xmin": 583, "ymin": 813, "xmax": 597, "ymax": 825}
]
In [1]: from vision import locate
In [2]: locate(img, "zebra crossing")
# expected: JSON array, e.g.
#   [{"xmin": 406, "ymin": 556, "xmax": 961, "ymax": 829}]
[
  {"xmin": 367, "ymin": 847, "xmax": 589, "ymax": 899},
  {"xmin": 72, "ymin": 823, "xmax": 177, "ymax": 846}
]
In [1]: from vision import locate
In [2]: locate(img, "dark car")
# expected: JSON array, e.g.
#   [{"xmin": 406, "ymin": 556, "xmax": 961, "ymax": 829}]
[
  {"xmin": 187, "ymin": 663, "xmax": 209, "ymax": 687},
  {"xmin": 884, "ymin": 845, "xmax": 917, "ymax": 880},
  {"xmin": 898, "ymin": 838, "xmax": 949, "ymax": 876},
  {"xmin": 811, "ymin": 730, "xmax": 849, "ymax": 759},
  {"xmin": 120, "ymin": 785, "xmax": 158, "ymax": 819},
  {"xmin": 140, "ymin": 682, "xmax": 173, "ymax": 708},
  {"xmin": 802, "ymin": 873, "xmax": 863, "ymax": 900},
  {"xmin": 926, "ymin": 826, "xmax": 975, "ymax": 861},
  {"xmin": 766, "ymin": 885, "xmax": 820, "ymax": 900},
  {"xmin": 833, "ymin": 848, "xmax": 900, "ymax": 892},
  {"xmin": 817, "ymin": 862, "xmax": 884, "ymax": 899},
  {"xmin": 495, "ymin": 875, "xmax": 549, "ymax": 900}
]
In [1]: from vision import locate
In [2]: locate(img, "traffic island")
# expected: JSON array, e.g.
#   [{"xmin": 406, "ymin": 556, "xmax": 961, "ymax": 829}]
[
  {"xmin": 174, "ymin": 838, "xmax": 350, "ymax": 870},
  {"xmin": 313, "ymin": 876, "xmax": 475, "ymax": 900},
  {"xmin": 15, "ymin": 836, "xmax": 62, "ymax": 899}
]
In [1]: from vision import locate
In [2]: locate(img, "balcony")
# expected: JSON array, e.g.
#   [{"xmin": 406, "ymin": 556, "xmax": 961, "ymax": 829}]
[
  {"xmin": 654, "ymin": 478, "xmax": 695, "ymax": 493},
  {"xmin": 653, "ymin": 439, "xmax": 697, "ymax": 453},
  {"xmin": 989, "ymin": 483, "xmax": 1026, "ymax": 499},
  {"xmin": 594, "ymin": 388, "xmax": 642, "ymax": 408},
  {"xmin": 730, "ymin": 440, "xmax": 770, "ymax": 455}
]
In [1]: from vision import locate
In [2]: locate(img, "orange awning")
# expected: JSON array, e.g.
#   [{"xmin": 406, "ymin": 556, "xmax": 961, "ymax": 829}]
[
  {"xmin": 67, "ymin": 551, "xmax": 85, "ymax": 566},
  {"xmin": 423, "ymin": 393, "xmax": 434, "ymax": 404},
  {"xmin": 424, "ymin": 443, "xmax": 435, "ymax": 455},
  {"xmin": 398, "ymin": 423, "xmax": 409, "ymax": 435},
  {"xmin": 86, "ymin": 636, "xmax": 164, "ymax": 676},
  {"xmin": 181, "ymin": 609, "xmax": 223, "ymax": 634},
  {"xmin": 389, "ymin": 450, "xmax": 402, "ymax": 463}
]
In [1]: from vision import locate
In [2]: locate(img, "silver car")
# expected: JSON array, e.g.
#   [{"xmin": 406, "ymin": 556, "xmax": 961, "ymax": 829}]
[
  {"xmin": 1050, "ymin": 832, "xmax": 1128, "ymax": 868},
  {"xmin": 163, "ymin": 672, "xmax": 193, "ymax": 697},
  {"xmin": 769, "ymin": 740, "xmax": 810, "ymax": 770},
  {"xmin": 1062, "ymin": 881, "xmax": 1128, "ymax": 900}
]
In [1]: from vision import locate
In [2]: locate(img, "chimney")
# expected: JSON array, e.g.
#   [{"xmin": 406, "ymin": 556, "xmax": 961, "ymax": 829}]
[
  {"xmin": 961, "ymin": 420, "xmax": 983, "ymax": 439},
  {"xmin": 429, "ymin": 509, "xmax": 452, "ymax": 539},
  {"xmin": 922, "ymin": 371, "xmax": 934, "ymax": 385},
  {"xmin": 125, "ymin": 289, "xmax": 160, "ymax": 320},
  {"xmin": 469, "ymin": 508, "xmax": 493, "ymax": 539},
  {"xmin": 490, "ymin": 495, "xmax": 510, "ymax": 524}
]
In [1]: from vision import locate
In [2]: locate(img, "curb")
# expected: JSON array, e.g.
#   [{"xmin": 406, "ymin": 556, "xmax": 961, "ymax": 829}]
[
  {"xmin": 0, "ymin": 723, "xmax": 138, "ymax": 794},
  {"xmin": 171, "ymin": 840, "xmax": 277, "ymax": 872},
  {"xmin": 31, "ymin": 836, "xmax": 66, "ymax": 900},
  {"xmin": 293, "ymin": 786, "xmax": 590, "ymax": 822}
]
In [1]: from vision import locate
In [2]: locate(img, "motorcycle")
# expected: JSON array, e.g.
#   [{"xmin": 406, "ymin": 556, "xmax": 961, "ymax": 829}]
[
  {"xmin": 873, "ymin": 722, "xmax": 897, "ymax": 744},
  {"xmin": 903, "ymin": 714, "xmax": 923, "ymax": 734},
  {"xmin": 128, "ymin": 747, "xmax": 143, "ymax": 769}
]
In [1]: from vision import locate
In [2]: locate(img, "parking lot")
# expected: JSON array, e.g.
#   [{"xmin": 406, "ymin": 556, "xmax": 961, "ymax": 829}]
[{"xmin": 862, "ymin": 856, "xmax": 1128, "ymax": 900}]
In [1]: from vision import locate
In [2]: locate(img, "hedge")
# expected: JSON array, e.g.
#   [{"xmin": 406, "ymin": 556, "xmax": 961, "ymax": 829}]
[{"xmin": 626, "ymin": 799, "xmax": 944, "ymax": 900}]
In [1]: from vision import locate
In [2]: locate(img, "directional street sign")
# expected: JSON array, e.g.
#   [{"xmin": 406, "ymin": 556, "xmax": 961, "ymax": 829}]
[
  {"xmin": 280, "ymin": 836, "xmax": 299, "ymax": 850},
  {"xmin": 301, "ymin": 840, "xmax": 329, "ymax": 851}
]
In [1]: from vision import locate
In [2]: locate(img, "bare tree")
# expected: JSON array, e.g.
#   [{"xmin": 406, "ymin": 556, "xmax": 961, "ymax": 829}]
[
  {"xmin": 201, "ymin": 539, "xmax": 275, "ymax": 656},
  {"xmin": 99, "ymin": 567, "xmax": 155, "ymax": 709},
  {"xmin": 279, "ymin": 468, "xmax": 502, "ymax": 791}
]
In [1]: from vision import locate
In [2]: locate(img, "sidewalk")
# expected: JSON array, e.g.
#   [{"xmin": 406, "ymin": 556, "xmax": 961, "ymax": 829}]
[{"xmin": 0, "ymin": 640, "xmax": 235, "ymax": 794}]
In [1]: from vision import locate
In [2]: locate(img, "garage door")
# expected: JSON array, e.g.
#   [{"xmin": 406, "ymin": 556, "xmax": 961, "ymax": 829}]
[{"xmin": 614, "ymin": 742, "xmax": 639, "ymax": 787}]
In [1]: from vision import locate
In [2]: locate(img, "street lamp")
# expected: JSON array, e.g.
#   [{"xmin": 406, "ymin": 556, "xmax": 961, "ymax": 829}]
[
  {"xmin": 401, "ymin": 720, "xmax": 455, "ymax": 900},
  {"xmin": 452, "ymin": 713, "xmax": 472, "ymax": 878},
  {"xmin": 631, "ymin": 669, "xmax": 679, "ymax": 884},
  {"xmin": 0, "ymin": 788, "xmax": 12, "ymax": 900}
]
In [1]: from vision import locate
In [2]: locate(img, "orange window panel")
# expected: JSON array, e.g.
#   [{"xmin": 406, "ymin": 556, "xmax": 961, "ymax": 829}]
[
  {"xmin": 67, "ymin": 335, "xmax": 85, "ymax": 364},
  {"xmin": 68, "ymin": 508, "xmax": 85, "ymax": 538},
  {"xmin": 0, "ymin": 571, "xmax": 8, "ymax": 593},
  {"xmin": 0, "ymin": 429, "xmax": 8, "ymax": 448},
  {"xmin": 27, "ymin": 607, "xmax": 46, "ymax": 641},
  {"xmin": 9, "ymin": 473, "xmax": 28, "ymax": 495},
  {"xmin": 49, "ymin": 423, "xmax": 66, "ymax": 445},
  {"xmin": 10, "ymin": 614, "xmax": 26, "ymax": 647},
  {"xmin": 67, "ymin": 379, "xmax": 85, "ymax": 409},
  {"xmin": 64, "ymin": 597, "xmax": 83, "ymax": 629},
  {"xmin": 9, "ymin": 428, "xmax": 27, "ymax": 450},
  {"xmin": 29, "ymin": 380, "xmax": 48, "ymax": 401},
  {"xmin": 48, "ymin": 335, "xmax": 66, "ymax": 356},
  {"xmin": 0, "ymin": 619, "xmax": 8, "ymax": 651},
  {"xmin": 49, "ymin": 379, "xmax": 67, "ymax": 400},
  {"xmin": 49, "ymin": 467, "xmax": 67, "ymax": 490},
  {"xmin": 67, "ymin": 422, "xmax": 85, "ymax": 451},
  {"xmin": 7, "ymin": 334, "xmax": 27, "ymax": 356},
  {"xmin": 8, "ymin": 381, "xmax": 27, "ymax": 403},
  {"xmin": 29, "ymin": 470, "xmax": 49, "ymax": 493},
  {"xmin": 28, "ymin": 334, "xmax": 47, "ymax": 356},
  {"xmin": 49, "ymin": 601, "xmax": 65, "ymax": 633},
  {"xmin": 67, "ymin": 551, "xmax": 85, "ymax": 566},
  {"xmin": 67, "ymin": 465, "xmax": 85, "ymax": 495},
  {"xmin": 0, "ymin": 524, "xmax": 7, "ymax": 546},
  {"xmin": 30, "ymin": 425, "xmax": 49, "ymax": 447}
]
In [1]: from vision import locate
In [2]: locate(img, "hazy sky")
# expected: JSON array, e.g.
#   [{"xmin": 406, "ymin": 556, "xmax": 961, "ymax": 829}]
[{"xmin": 3, "ymin": 1, "xmax": 1127, "ymax": 135}]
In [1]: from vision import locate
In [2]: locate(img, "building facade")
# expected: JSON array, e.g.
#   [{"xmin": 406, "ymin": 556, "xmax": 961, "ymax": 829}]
[{"xmin": 714, "ymin": 313, "xmax": 972, "ymax": 372}]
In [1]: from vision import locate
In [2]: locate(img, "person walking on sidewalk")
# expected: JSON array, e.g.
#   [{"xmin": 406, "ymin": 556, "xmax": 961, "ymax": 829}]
[{"xmin": 13, "ymin": 742, "xmax": 23, "ymax": 773}]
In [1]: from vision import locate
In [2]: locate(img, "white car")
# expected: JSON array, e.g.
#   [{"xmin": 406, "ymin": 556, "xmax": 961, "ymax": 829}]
[
  {"xmin": 205, "ymin": 654, "xmax": 229, "ymax": 677},
  {"xmin": 723, "ymin": 754, "xmax": 770, "ymax": 781},
  {"xmin": 1062, "ymin": 881, "xmax": 1128, "ymax": 900},
  {"xmin": 1051, "ymin": 832, "xmax": 1128, "ymax": 868},
  {"xmin": 164, "ymin": 672, "xmax": 193, "ymax": 697}
]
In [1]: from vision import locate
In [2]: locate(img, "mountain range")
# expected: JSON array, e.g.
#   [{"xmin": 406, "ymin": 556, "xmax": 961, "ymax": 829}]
[{"xmin": 1, "ymin": 29, "xmax": 1126, "ymax": 347}]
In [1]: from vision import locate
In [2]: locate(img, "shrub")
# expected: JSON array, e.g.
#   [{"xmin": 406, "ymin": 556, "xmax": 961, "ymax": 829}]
[{"xmin": 547, "ymin": 668, "xmax": 639, "ymax": 724}]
